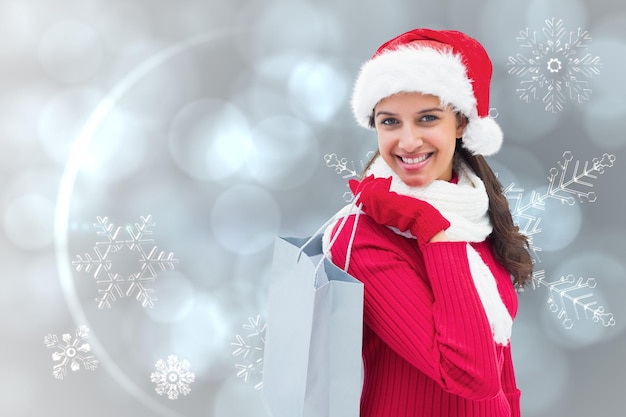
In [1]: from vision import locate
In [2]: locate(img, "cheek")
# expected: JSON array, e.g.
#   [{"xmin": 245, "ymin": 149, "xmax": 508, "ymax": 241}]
[
  {"xmin": 376, "ymin": 132, "xmax": 391, "ymax": 150},
  {"xmin": 438, "ymin": 130, "xmax": 458, "ymax": 152}
]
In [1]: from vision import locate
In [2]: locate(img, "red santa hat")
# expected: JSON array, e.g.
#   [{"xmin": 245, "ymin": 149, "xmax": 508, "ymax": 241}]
[{"xmin": 351, "ymin": 28, "xmax": 502, "ymax": 156}]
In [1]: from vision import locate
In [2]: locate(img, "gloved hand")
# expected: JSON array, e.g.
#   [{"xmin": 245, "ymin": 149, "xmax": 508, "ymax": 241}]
[{"xmin": 349, "ymin": 175, "xmax": 450, "ymax": 245}]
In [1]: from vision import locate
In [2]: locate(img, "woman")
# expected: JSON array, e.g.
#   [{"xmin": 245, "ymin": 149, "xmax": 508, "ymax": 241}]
[{"xmin": 324, "ymin": 28, "xmax": 533, "ymax": 417}]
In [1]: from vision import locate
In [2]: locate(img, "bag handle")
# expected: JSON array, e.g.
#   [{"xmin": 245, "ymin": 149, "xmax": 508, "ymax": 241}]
[{"xmin": 299, "ymin": 198, "xmax": 363, "ymax": 274}]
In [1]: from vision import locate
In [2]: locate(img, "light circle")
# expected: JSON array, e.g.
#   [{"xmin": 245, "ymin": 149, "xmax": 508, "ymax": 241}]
[
  {"xmin": 4, "ymin": 193, "xmax": 55, "ymax": 250},
  {"xmin": 287, "ymin": 59, "xmax": 348, "ymax": 123},
  {"xmin": 169, "ymin": 98, "xmax": 253, "ymax": 181},
  {"xmin": 38, "ymin": 20, "xmax": 103, "ymax": 84},
  {"xmin": 246, "ymin": 115, "xmax": 319, "ymax": 190},
  {"xmin": 530, "ymin": 188, "xmax": 583, "ymax": 252},
  {"xmin": 210, "ymin": 184, "xmax": 280, "ymax": 255},
  {"xmin": 144, "ymin": 271, "xmax": 196, "ymax": 324}
]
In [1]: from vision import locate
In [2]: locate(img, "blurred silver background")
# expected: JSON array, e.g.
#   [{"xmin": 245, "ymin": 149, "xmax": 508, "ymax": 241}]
[{"xmin": 1, "ymin": 0, "xmax": 625, "ymax": 416}]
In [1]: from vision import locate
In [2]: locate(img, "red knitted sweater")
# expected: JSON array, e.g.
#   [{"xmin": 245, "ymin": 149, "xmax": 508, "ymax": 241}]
[{"xmin": 329, "ymin": 214, "xmax": 521, "ymax": 417}]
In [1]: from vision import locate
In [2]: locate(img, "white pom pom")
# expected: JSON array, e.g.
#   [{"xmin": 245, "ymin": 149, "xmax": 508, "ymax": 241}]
[{"xmin": 461, "ymin": 117, "xmax": 503, "ymax": 156}]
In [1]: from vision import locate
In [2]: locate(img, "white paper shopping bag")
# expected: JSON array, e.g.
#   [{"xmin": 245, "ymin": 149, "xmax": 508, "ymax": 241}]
[{"xmin": 262, "ymin": 233, "xmax": 363, "ymax": 417}]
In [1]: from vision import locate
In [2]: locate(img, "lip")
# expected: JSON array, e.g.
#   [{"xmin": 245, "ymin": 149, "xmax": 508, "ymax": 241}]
[{"xmin": 397, "ymin": 153, "xmax": 432, "ymax": 171}]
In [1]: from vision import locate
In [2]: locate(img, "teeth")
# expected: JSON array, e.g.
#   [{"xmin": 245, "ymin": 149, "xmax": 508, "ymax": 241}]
[{"xmin": 401, "ymin": 154, "xmax": 429, "ymax": 164}]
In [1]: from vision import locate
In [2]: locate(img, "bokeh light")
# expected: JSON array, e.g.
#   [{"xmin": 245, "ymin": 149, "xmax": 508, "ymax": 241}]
[
  {"xmin": 490, "ymin": 144, "xmax": 546, "ymax": 191},
  {"xmin": 246, "ymin": 115, "xmax": 319, "ymax": 189},
  {"xmin": 0, "ymin": 90, "xmax": 51, "ymax": 172},
  {"xmin": 581, "ymin": 36, "xmax": 626, "ymax": 148},
  {"xmin": 38, "ymin": 20, "xmax": 104, "ymax": 84},
  {"xmin": 210, "ymin": 184, "xmax": 281, "ymax": 255},
  {"xmin": 582, "ymin": 92, "xmax": 626, "ymax": 149},
  {"xmin": 3, "ymin": 193, "xmax": 55, "ymax": 250},
  {"xmin": 549, "ymin": 250, "xmax": 626, "ymax": 345},
  {"xmin": 38, "ymin": 87, "xmax": 103, "ymax": 166},
  {"xmin": 240, "ymin": 0, "xmax": 344, "ymax": 60},
  {"xmin": 0, "ymin": 364, "xmax": 40, "ymax": 417},
  {"xmin": 529, "ymin": 188, "xmax": 583, "ymax": 252},
  {"xmin": 168, "ymin": 98, "xmax": 253, "ymax": 182},
  {"xmin": 23, "ymin": 253, "xmax": 66, "ymax": 320},
  {"xmin": 169, "ymin": 291, "xmax": 236, "ymax": 378},
  {"xmin": 0, "ymin": 242, "xmax": 28, "ymax": 333},
  {"xmin": 526, "ymin": 0, "xmax": 588, "ymax": 30},
  {"xmin": 213, "ymin": 376, "xmax": 267, "ymax": 417},
  {"xmin": 144, "ymin": 271, "xmax": 197, "ymax": 324},
  {"xmin": 513, "ymin": 320, "xmax": 570, "ymax": 416},
  {"xmin": 491, "ymin": 77, "xmax": 562, "ymax": 144},
  {"xmin": 0, "ymin": 1, "xmax": 37, "ymax": 56},
  {"xmin": 79, "ymin": 106, "xmax": 147, "ymax": 182},
  {"xmin": 287, "ymin": 58, "xmax": 349, "ymax": 123},
  {"xmin": 94, "ymin": 2, "xmax": 152, "ymax": 54},
  {"xmin": 230, "ymin": 71, "xmax": 292, "ymax": 121},
  {"xmin": 479, "ymin": 0, "xmax": 529, "ymax": 63}
]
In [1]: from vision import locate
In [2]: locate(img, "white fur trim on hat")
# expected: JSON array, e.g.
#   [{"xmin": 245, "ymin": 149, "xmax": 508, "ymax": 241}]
[
  {"xmin": 462, "ymin": 115, "xmax": 503, "ymax": 156},
  {"xmin": 351, "ymin": 46, "xmax": 475, "ymax": 127}
]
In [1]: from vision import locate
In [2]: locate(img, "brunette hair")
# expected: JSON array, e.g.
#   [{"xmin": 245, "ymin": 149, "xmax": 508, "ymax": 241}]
[
  {"xmin": 455, "ymin": 143, "xmax": 533, "ymax": 287},
  {"xmin": 361, "ymin": 133, "xmax": 533, "ymax": 287}
]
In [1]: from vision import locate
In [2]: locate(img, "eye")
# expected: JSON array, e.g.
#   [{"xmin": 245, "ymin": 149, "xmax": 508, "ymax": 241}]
[
  {"xmin": 419, "ymin": 114, "xmax": 439, "ymax": 123},
  {"xmin": 379, "ymin": 117, "xmax": 398, "ymax": 126}
]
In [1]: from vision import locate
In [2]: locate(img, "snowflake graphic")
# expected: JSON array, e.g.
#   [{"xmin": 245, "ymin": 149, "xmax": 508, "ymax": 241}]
[
  {"xmin": 531, "ymin": 271, "xmax": 615, "ymax": 329},
  {"xmin": 150, "ymin": 355, "xmax": 195, "ymax": 400},
  {"xmin": 507, "ymin": 18, "xmax": 602, "ymax": 113},
  {"xmin": 503, "ymin": 151, "xmax": 616, "ymax": 328},
  {"xmin": 73, "ymin": 215, "xmax": 178, "ymax": 308},
  {"xmin": 231, "ymin": 315, "xmax": 266, "ymax": 390},
  {"xmin": 324, "ymin": 152, "xmax": 375, "ymax": 202},
  {"xmin": 44, "ymin": 325, "xmax": 99, "ymax": 380}
]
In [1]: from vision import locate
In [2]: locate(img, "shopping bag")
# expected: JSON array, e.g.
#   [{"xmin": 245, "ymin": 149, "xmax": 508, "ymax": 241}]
[{"xmin": 262, "ymin": 233, "xmax": 364, "ymax": 417}]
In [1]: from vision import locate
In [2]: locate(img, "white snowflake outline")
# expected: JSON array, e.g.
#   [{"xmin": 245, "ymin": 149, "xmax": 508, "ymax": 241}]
[
  {"xmin": 507, "ymin": 17, "xmax": 602, "ymax": 113},
  {"xmin": 231, "ymin": 315, "xmax": 266, "ymax": 390},
  {"xmin": 150, "ymin": 354, "xmax": 195, "ymax": 400},
  {"xmin": 503, "ymin": 150, "xmax": 616, "ymax": 328},
  {"xmin": 44, "ymin": 325, "xmax": 99, "ymax": 380},
  {"xmin": 73, "ymin": 215, "xmax": 178, "ymax": 308},
  {"xmin": 324, "ymin": 151, "xmax": 376, "ymax": 202},
  {"xmin": 531, "ymin": 271, "xmax": 615, "ymax": 329},
  {"xmin": 504, "ymin": 151, "xmax": 616, "ymax": 262}
]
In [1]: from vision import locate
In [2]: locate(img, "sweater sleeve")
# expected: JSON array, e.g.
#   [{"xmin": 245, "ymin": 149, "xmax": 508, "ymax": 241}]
[{"xmin": 330, "ymin": 215, "xmax": 502, "ymax": 400}]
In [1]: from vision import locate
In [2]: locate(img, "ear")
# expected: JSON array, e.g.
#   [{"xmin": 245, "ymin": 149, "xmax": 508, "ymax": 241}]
[
  {"xmin": 455, "ymin": 113, "xmax": 468, "ymax": 137},
  {"xmin": 368, "ymin": 110, "xmax": 376, "ymax": 128}
]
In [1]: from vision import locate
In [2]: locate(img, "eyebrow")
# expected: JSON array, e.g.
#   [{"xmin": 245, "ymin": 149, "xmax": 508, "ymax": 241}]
[{"xmin": 374, "ymin": 107, "xmax": 445, "ymax": 118}]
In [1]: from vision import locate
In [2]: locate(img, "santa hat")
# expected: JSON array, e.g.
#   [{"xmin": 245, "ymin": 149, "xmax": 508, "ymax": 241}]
[{"xmin": 351, "ymin": 28, "xmax": 502, "ymax": 156}]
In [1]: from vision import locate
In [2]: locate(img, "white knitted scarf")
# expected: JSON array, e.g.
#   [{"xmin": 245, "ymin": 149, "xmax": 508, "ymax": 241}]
[{"xmin": 365, "ymin": 156, "xmax": 513, "ymax": 345}]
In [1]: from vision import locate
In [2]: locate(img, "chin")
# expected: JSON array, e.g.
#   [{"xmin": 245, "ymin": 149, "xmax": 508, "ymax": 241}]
[{"xmin": 401, "ymin": 176, "xmax": 433, "ymax": 188}]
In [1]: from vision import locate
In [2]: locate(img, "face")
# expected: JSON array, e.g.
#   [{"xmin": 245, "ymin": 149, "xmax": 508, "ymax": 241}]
[{"xmin": 373, "ymin": 92, "xmax": 466, "ymax": 187}]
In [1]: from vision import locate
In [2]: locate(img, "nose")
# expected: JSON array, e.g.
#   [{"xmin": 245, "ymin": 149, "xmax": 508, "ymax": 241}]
[{"xmin": 398, "ymin": 125, "xmax": 423, "ymax": 152}]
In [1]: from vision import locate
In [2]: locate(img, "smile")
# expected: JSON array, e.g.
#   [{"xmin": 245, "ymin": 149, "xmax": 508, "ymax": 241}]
[{"xmin": 400, "ymin": 154, "xmax": 431, "ymax": 164}]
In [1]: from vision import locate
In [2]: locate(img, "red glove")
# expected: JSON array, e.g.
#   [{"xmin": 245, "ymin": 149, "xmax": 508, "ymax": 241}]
[{"xmin": 349, "ymin": 175, "xmax": 450, "ymax": 245}]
